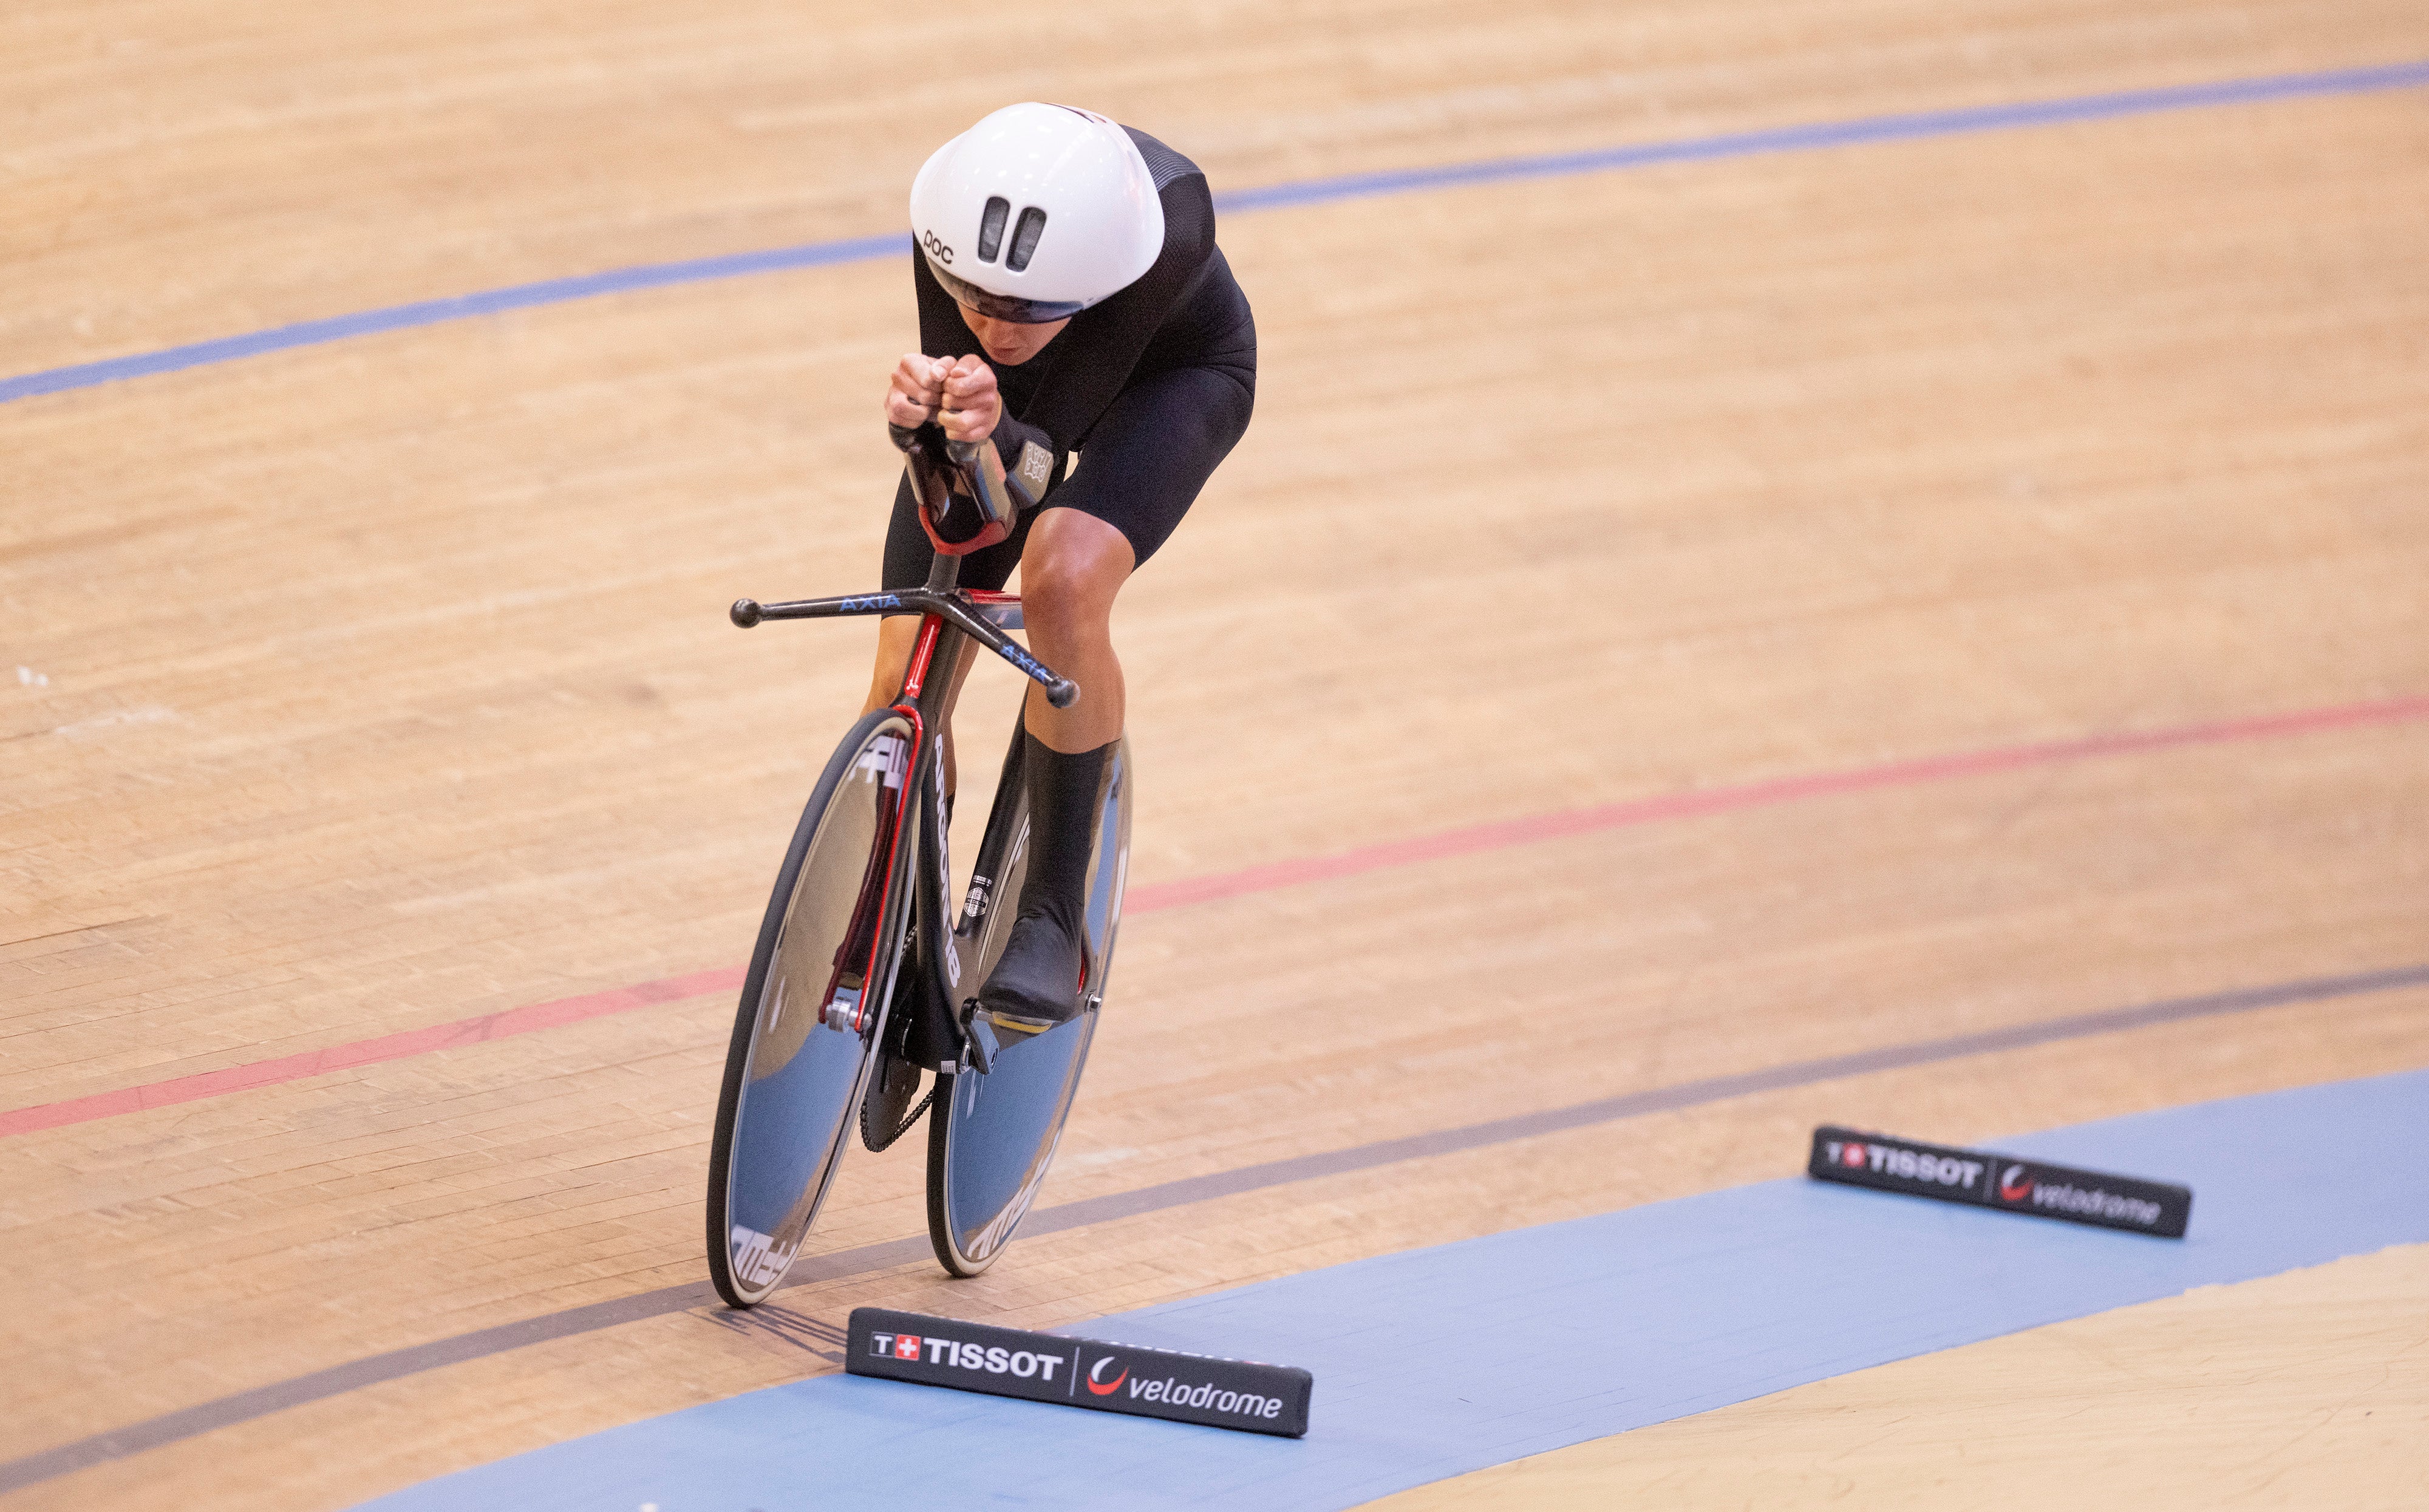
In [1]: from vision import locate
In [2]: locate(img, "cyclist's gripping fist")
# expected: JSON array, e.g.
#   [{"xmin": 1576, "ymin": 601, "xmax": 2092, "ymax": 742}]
[
  {"xmin": 882, "ymin": 353, "xmax": 1000, "ymax": 444},
  {"xmin": 936, "ymin": 355, "xmax": 1000, "ymax": 444}
]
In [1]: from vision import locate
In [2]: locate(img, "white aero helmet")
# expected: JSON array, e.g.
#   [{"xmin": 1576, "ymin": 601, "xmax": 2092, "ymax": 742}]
[{"xmin": 910, "ymin": 103, "xmax": 1166, "ymax": 324}]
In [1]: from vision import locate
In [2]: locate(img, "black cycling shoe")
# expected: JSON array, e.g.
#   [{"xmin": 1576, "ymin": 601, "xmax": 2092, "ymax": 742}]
[
  {"xmin": 972, "ymin": 732, "xmax": 1111, "ymax": 1034},
  {"xmin": 976, "ymin": 908, "xmax": 1085, "ymax": 1030}
]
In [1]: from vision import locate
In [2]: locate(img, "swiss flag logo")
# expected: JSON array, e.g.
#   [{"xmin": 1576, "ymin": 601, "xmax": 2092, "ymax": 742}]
[
  {"xmin": 1843, "ymin": 1143, "xmax": 1867, "ymax": 1168},
  {"xmin": 894, "ymin": 1335, "xmax": 922, "ymax": 1361}
]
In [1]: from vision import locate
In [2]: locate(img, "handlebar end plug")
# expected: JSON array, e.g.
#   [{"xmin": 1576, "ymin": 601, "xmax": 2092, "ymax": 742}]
[
  {"xmin": 1045, "ymin": 678, "xmax": 1080, "ymax": 710},
  {"xmin": 731, "ymin": 598, "xmax": 763, "ymax": 628}
]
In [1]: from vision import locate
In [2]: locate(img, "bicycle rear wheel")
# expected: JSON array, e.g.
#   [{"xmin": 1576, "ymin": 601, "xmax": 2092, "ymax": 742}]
[
  {"xmin": 707, "ymin": 707, "xmax": 918, "ymax": 1307},
  {"xmin": 925, "ymin": 728, "xmax": 1133, "ymax": 1277}
]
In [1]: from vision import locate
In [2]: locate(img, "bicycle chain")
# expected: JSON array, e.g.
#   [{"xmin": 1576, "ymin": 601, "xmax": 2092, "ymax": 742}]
[{"xmin": 860, "ymin": 1068, "xmax": 935, "ymax": 1154}]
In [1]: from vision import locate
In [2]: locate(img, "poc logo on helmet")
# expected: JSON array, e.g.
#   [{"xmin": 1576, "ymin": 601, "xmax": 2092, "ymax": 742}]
[{"xmin": 921, "ymin": 229, "xmax": 953, "ymax": 264}]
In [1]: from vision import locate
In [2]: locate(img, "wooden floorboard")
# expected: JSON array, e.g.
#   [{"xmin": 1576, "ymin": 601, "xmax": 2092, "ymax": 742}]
[{"xmin": 3, "ymin": 1, "xmax": 2425, "ymax": 1507}]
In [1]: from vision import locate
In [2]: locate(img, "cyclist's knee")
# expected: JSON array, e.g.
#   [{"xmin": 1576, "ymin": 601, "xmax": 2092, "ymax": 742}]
[
  {"xmin": 1019, "ymin": 562, "xmax": 1102, "ymax": 634},
  {"xmin": 1020, "ymin": 518, "xmax": 1130, "ymax": 634}
]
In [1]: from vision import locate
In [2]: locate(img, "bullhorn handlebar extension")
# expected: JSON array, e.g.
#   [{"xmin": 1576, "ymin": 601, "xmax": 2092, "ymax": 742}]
[{"xmin": 730, "ymin": 590, "xmax": 1078, "ymax": 710}]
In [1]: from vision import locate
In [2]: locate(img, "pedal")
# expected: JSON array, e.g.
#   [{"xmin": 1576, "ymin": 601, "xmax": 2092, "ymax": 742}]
[{"xmin": 959, "ymin": 999, "xmax": 1001, "ymax": 1075}]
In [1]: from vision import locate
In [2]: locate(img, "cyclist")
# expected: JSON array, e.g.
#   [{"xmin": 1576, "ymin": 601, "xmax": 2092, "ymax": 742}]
[{"xmin": 864, "ymin": 103, "xmax": 1255, "ymax": 1031}]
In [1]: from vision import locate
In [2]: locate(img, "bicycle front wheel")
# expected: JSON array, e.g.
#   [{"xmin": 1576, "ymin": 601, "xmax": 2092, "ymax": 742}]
[{"xmin": 707, "ymin": 707, "xmax": 917, "ymax": 1307}]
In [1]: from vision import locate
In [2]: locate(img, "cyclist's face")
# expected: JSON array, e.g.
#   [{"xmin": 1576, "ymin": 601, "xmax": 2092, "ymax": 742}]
[{"xmin": 958, "ymin": 305, "xmax": 1070, "ymax": 367}]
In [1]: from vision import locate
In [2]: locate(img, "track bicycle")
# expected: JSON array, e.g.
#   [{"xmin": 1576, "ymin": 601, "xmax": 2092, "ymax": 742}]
[{"xmin": 705, "ymin": 424, "xmax": 1132, "ymax": 1307}]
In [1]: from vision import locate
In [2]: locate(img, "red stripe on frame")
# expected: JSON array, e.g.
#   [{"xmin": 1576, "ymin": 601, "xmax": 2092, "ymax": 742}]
[{"xmin": 5, "ymin": 693, "xmax": 2423, "ymax": 1140}]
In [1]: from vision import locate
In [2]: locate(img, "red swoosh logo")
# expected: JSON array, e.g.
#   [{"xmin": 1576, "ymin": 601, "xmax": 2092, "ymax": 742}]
[
  {"xmin": 1999, "ymin": 1163, "xmax": 2034, "ymax": 1202},
  {"xmin": 1085, "ymin": 1358, "xmax": 1128, "ymax": 1396}
]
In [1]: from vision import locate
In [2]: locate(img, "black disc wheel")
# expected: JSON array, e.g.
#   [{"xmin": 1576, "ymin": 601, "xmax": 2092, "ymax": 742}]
[
  {"xmin": 707, "ymin": 708, "xmax": 918, "ymax": 1307},
  {"xmin": 925, "ymin": 730, "xmax": 1133, "ymax": 1277}
]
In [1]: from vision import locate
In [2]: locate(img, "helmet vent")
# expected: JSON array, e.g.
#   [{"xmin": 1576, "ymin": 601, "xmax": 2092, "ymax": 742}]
[
  {"xmin": 976, "ymin": 197, "xmax": 1010, "ymax": 262},
  {"xmin": 1006, "ymin": 206, "xmax": 1048, "ymax": 272}
]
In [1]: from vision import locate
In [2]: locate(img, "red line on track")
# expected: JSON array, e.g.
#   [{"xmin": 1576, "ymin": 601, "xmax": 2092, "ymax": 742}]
[
  {"xmin": 0, "ymin": 966, "xmax": 744, "ymax": 1139},
  {"xmin": 1123, "ymin": 695, "xmax": 2429, "ymax": 910},
  {"xmin": 7, "ymin": 693, "xmax": 2422, "ymax": 1140}
]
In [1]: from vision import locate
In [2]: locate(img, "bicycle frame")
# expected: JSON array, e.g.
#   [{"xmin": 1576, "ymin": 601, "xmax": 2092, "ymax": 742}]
[{"xmin": 731, "ymin": 550, "xmax": 1075, "ymax": 1071}]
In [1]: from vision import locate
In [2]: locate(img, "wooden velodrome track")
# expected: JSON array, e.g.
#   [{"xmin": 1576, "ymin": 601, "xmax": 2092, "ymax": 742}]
[{"xmin": 6, "ymin": 0, "xmax": 2427, "ymax": 1505}]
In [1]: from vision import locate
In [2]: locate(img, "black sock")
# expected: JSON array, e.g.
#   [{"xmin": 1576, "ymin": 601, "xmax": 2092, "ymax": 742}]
[{"xmin": 1013, "ymin": 730, "xmax": 1111, "ymax": 938}]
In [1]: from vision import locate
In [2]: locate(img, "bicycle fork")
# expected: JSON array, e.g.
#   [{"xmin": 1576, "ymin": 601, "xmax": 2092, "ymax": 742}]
[{"xmin": 814, "ymin": 725, "xmax": 915, "ymax": 1034}]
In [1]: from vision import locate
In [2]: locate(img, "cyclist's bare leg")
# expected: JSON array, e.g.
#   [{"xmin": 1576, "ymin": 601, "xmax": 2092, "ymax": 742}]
[
  {"xmin": 859, "ymin": 506, "xmax": 1133, "ymax": 783},
  {"xmin": 977, "ymin": 506, "xmax": 1135, "ymax": 1027},
  {"xmin": 1015, "ymin": 508, "xmax": 1134, "ymax": 750}
]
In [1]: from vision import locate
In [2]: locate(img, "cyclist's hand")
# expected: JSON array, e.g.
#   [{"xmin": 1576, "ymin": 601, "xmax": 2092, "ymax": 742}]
[
  {"xmin": 938, "ymin": 355, "xmax": 1001, "ymax": 444},
  {"xmin": 884, "ymin": 353, "xmax": 946, "ymax": 429}
]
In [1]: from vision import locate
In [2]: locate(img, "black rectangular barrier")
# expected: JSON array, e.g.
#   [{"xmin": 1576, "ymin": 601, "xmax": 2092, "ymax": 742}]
[
  {"xmin": 1808, "ymin": 1125, "xmax": 2192, "ymax": 1238},
  {"xmin": 846, "ymin": 1307, "xmax": 1313, "ymax": 1438}
]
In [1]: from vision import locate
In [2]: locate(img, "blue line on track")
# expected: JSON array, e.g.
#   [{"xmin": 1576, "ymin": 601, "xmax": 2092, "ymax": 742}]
[
  {"xmin": 353, "ymin": 1068, "xmax": 2429, "ymax": 1511},
  {"xmin": 7, "ymin": 58, "xmax": 2427, "ymax": 407}
]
